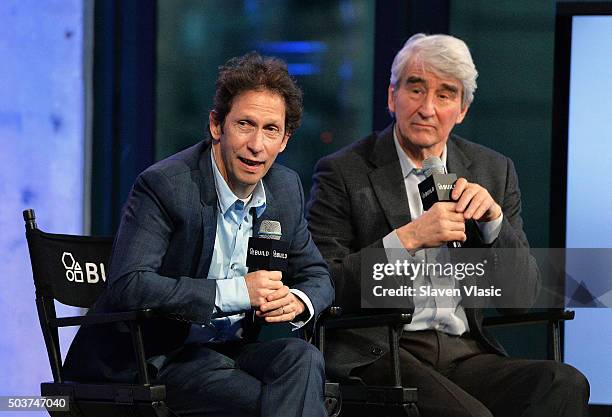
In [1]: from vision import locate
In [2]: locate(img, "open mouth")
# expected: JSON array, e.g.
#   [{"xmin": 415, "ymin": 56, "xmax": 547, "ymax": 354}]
[{"xmin": 238, "ymin": 157, "xmax": 264, "ymax": 167}]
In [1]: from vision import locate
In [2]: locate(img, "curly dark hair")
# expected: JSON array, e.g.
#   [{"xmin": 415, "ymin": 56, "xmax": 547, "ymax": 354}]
[{"xmin": 212, "ymin": 52, "xmax": 303, "ymax": 135}]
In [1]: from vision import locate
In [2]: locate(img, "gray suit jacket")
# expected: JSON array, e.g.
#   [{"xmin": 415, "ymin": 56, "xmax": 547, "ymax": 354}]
[
  {"xmin": 64, "ymin": 141, "xmax": 334, "ymax": 383},
  {"xmin": 306, "ymin": 124, "xmax": 539, "ymax": 379}
]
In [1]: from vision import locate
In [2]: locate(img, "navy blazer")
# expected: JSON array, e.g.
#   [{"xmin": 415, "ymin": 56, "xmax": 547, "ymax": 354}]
[{"xmin": 64, "ymin": 141, "xmax": 334, "ymax": 383}]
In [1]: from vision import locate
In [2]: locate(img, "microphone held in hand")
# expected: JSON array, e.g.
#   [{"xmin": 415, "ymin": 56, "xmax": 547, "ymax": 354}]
[
  {"xmin": 418, "ymin": 156, "xmax": 456, "ymax": 210},
  {"xmin": 246, "ymin": 220, "xmax": 290, "ymax": 272},
  {"xmin": 418, "ymin": 156, "xmax": 462, "ymax": 248}
]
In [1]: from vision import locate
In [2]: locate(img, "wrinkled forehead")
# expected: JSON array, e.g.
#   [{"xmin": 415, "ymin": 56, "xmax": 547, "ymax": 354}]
[{"xmin": 400, "ymin": 58, "xmax": 463, "ymax": 89}]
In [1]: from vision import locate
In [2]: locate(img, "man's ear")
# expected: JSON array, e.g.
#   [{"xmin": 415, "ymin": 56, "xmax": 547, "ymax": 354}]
[
  {"xmin": 278, "ymin": 134, "xmax": 291, "ymax": 153},
  {"xmin": 209, "ymin": 111, "xmax": 222, "ymax": 140},
  {"xmin": 387, "ymin": 84, "xmax": 396, "ymax": 115}
]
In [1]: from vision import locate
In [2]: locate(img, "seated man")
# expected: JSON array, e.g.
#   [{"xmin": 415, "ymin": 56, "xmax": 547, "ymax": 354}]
[
  {"xmin": 64, "ymin": 52, "xmax": 334, "ymax": 417},
  {"xmin": 307, "ymin": 34, "xmax": 589, "ymax": 417}
]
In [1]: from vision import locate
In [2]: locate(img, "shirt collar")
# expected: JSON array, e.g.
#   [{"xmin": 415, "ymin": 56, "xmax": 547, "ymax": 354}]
[
  {"xmin": 210, "ymin": 150, "xmax": 267, "ymax": 217},
  {"xmin": 392, "ymin": 124, "xmax": 447, "ymax": 178}
]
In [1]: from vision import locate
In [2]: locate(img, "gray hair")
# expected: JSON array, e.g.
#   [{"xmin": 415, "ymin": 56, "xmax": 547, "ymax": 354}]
[{"xmin": 390, "ymin": 33, "xmax": 478, "ymax": 108}]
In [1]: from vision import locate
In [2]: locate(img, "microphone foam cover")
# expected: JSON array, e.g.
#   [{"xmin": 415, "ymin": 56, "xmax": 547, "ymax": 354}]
[
  {"xmin": 259, "ymin": 220, "xmax": 282, "ymax": 240},
  {"xmin": 423, "ymin": 156, "xmax": 446, "ymax": 176}
]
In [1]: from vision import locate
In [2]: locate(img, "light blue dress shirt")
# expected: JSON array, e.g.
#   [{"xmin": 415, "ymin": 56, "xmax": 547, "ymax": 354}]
[
  {"xmin": 186, "ymin": 151, "xmax": 313, "ymax": 343},
  {"xmin": 383, "ymin": 127, "xmax": 503, "ymax": 335}
]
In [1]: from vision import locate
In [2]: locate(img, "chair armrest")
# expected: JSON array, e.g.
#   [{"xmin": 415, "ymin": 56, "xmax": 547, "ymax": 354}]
[
  {"xmin": 319, "ymin": 306, "xmax": 413, "ymax": 330},
  {"xmin": 483, "ymin": 310, "xmax": 574, "ymax": 328},
  {"xmin": 51, "ymin": 308, "xmax": 184, "ymax": 385},
  {"xmin": 321, "ymin": 312, "xmax": 413, "ymax": 330},
  {"xmin": 50, "ymin": 309, "xmax": 158, "ymax": 328}
]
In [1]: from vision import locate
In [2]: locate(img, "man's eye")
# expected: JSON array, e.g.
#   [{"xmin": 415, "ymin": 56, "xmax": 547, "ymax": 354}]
[
  {"xmin": 236, "ymin": 121, "xmax": 253, "ymax": 131},
  {"xmin": 264, "ymin": 126, "xmax": 282, "ymax": 139}
]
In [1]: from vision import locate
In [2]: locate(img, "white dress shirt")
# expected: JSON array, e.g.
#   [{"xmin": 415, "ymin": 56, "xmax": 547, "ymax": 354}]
[
  {"xmin": 186, "ymin": 151, "xmax": 314, "ymax": 343},
  {"xmin": 382, "ymin": 128, "xmax": 503, "ymax": 335}
]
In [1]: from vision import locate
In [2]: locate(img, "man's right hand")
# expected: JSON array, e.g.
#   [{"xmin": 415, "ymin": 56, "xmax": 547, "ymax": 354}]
[
  {"xmin": 244, "ymin": 270, "xmax": 283, "ymax": 308},
  {"xmin": 396, "ymin": 202, "xmax": 466, "ymax": 250}
]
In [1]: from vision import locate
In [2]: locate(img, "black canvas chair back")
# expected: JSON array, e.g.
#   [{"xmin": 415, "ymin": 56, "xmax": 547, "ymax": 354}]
[
  {"xmin": 23, "ymin": 209, "xmax": 175, "ymax": 417},
  {"xmin": 25, "ymin": 215, "xmax": 112, "ymax": 309},
  {"xmin": 24, "ymin": 209, "xmax": 113, "ymax": 384}
]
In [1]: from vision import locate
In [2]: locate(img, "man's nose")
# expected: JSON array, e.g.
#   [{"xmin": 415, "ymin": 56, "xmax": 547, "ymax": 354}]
[
  {"xmin": 247, "ymin": 129, "xmax": 265, "ymax": 153},
  {"xmin": 418, "ymin": 93, "xmax": 435, "ymax": 118}
]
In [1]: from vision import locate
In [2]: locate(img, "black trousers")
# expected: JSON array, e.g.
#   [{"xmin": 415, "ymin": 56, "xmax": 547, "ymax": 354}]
[{"xmin": 353, "ymin": 330, "xmax": 589, "ymax": 417}]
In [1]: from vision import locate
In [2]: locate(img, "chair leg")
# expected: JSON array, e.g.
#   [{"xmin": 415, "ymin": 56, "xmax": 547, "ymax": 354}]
[
  {"xmin": 325, "ymin": 382, "xmax": 341, "ymax": 417},
  {"xmin": 403, "ymin": 403, "xmax": 420, "ymax": 417},
  {"xmin": 549, "ymin": 320, "xmax": 562, "ymax": 362},
  {"xmin": 325, "ymin": 397, "xmax": 341, "ymax": 417},
  {"xmin": 129, "ymin": 321, "xmax": 150, "ymax": 385},
  {"xmin": 388, "ymin": 325, "xmax": 402, "ymax": 386}
]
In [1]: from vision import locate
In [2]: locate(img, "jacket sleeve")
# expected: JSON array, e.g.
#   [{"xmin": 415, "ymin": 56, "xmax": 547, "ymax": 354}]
[
  {"xmin": 488, "ymin": 157, "xmax": 540, "ymax": 311},
  {"xmin": 284, "ymin": 171, "xmax": 335, "ymax": 326},
  {"xmin": 306, "ymin": 156, "xmax": 385, "ymax": 314},
  {"xmin": 104, "ymin": 168, "xmax": 217, "ymax": 325}
]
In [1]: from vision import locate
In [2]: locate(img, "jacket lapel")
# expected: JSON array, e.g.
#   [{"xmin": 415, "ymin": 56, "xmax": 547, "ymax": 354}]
[
  {"xmin": 368, "ymin": 125, "xmax": 412, "ymax": 230},
  {"xmin": 446, "ymin": 136, "xmax": 473, "ymax": 182},
  {"xmin": 195, "ymin": 143, "xmax": 219, "ymax": 278}
]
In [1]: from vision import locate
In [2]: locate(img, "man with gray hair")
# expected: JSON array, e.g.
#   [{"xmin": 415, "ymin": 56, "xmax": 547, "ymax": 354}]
[{"xmin": 307, "ymin": 34, "xmax": 589, "ymax": 416}]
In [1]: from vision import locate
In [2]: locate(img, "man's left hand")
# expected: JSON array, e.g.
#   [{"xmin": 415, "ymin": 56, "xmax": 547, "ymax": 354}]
[
  {"xmin": 256, "ymin": 286, "xmax": 305, "ymax": 323},
  {"xmin": 452, "ymin": 178, "xmax": 502, "ymax": 222}
]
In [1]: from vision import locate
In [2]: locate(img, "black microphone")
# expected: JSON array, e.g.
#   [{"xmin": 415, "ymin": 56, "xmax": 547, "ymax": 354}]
[
  {"xmin": 246, "ymin": 220, "xmax": 290, "ymax": 272},
  {"xmin": 243, "ymin": 220, "xmax": 290, "ymax": 335},
  {"xmin": 417, "ymin": 157, "xmax": 462, "ymax": 248}
]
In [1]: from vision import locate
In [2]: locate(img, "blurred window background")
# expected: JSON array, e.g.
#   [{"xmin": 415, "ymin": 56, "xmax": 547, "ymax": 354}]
[{"xmin": 156, "ymin": 0, "xmax": 375, "ymax": 195}]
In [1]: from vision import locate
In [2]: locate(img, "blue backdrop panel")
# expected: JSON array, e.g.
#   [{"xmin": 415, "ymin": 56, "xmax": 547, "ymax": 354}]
[
  {"xmin": 0, "ymin": 0, "xmax": 86, "ymax": 406},
  {"xmin": 564, "ymin": 15, "xmax": 612, "ymax": 405}
]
